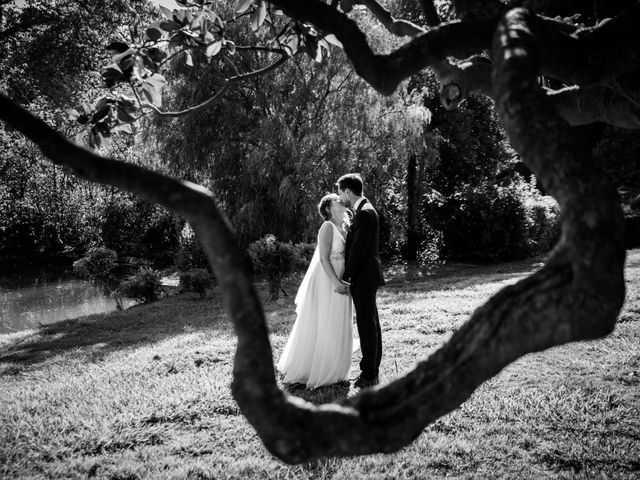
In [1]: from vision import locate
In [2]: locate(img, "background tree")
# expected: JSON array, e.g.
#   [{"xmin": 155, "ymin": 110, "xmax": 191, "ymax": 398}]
[
  {"xmin": 0, "ymin": 0, "xmax": 164, "ymax": 261},
  {"xmin": 147, "ymin": 5, "xmax": 429, "ymax": 251},
  {"xmin": 1, "ymin": 0, "xmax": 638, "ymax": 464}
]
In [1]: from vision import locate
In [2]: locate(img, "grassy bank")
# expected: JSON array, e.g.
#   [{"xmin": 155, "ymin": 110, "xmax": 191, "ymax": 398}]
[{"xmin": 1, "ymin": 253, "xmax": 639, "ymax": 479}]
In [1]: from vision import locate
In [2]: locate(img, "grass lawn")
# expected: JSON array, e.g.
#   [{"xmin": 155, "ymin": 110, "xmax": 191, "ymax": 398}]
[{"xmin": 1, "ymin": 251, "xmax": 639, "ymax": 479}]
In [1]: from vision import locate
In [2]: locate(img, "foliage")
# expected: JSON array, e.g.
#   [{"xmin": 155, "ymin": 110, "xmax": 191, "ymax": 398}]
[
  {"xmin": 595, "ymin": 125, "xmax": 640, "ymax": 212},
  {"xmin": 2, "ymin": 0, "xmax": 625, "ymax": 273},
  {"xmin": 291, "ymin": 242, "xmax": 316, "ymax": 270},
  {"xmin": 101, "ymin": 197, "xmax": 181, "ymax": 267},
  {"xmin": 72, "ymin": 247, "xmax": 118, "ymax": 288},
  {"xmin": 523, "ymin": 187, "xmax": 562, "ymax": 256},
  {"xmin": 175, "ymin": 224, "xmax": 209, "ymax": 271},
  {"xmin": 62, "ymin": 0, "xmax": 341, "ymax": 151},
  {"xmin": 0, "ymin": 1, "xmax": 154, "ymax": 261},
  {"xmin": 0, "ymin": 198, "xmax": 43, "ymax": 257},
  {"xmin": 0, "ymin": 1, "xmax": 154, "ymax": 106},
  {"xmin": 416, "ymin": 225, "xmax": 444, "ymax": 266},
  {"xmin": 117, "ymin": 266, "xmax": 162, "ymax": 303},
  {"xmin": 153, "ymin": 48, "xmax": 427, "ymax": 248},
  {"xmin": 248, "ymin": 234, "xmax": 295, "ymax": 299},
  {"xmin": 179, "ymin": 268, "xmax": 212, "ymax": 297},
  {"xmin": 424, "ymin": 179, "xmax": 560, "ymax": 262}
]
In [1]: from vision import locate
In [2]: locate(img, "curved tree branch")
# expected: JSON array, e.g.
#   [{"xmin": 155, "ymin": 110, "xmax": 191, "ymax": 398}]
[
  {"xmin": 270, "ymin": 0, "xmax": 498, "ymax": 94},
  {"xmin": 141, "ymin": 55, "xmax": 289, "ymax": 118},
  {"xmin": 269, "ymin": 0, "xmax": 639, "ymax": 100},
  {"xmin": 141, "ymin": 84, "xmax": 230, "ymax": 118},
  {"xmin": 0, "ymin": 3, "xmax": 628, "ymax": 467}
]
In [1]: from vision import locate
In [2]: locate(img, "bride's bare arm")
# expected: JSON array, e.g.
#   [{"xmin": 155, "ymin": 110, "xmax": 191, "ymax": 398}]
[{"xmin": 318, "ymin": 222, "xmax": 345, "ymax": 289}]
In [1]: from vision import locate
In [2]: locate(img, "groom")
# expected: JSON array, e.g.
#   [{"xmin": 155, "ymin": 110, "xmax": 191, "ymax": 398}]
[{"xmin": 336, "ymin": 173, "xmax": 385, "ymax": 388}]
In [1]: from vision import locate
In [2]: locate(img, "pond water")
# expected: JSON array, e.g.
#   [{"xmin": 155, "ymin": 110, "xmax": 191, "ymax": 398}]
[{"xmin": 0, "ymin": 267, "xmax": 135, "ymax": 334}]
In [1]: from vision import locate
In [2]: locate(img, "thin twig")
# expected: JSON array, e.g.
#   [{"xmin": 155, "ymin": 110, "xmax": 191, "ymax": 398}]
[{"xmin": 141, "ymin": 54, "xmax": 289, "ymax": 118}]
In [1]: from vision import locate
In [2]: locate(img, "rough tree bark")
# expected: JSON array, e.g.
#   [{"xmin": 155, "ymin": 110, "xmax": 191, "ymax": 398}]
[{"xmin": 0, "ymin": 0, "xmax": 632, "ymax": 465}]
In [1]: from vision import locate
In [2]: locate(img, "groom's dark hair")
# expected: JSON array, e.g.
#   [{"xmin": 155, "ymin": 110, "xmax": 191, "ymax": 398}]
[{"xmin": 336, "ymin": 173, "xmax": 363, "ymax": 196}]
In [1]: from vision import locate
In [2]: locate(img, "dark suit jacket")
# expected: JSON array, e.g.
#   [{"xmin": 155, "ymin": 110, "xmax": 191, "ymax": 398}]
[{"xmin": 343, "ymin": 198, "xmax": 385, "ymax": 288}]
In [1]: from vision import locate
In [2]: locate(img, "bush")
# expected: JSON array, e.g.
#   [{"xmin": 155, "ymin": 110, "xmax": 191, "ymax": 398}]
[
  {"xmin": 101, "ymin": 199, "xmax": 140, "ymax": 257},
  {"xmin": 138, "ymin": 211, "xmax": 181, "ymax": 268},
  {"xmin": 424, "ymin": 179, "xmax": 560, "ymax": 263},
  {"xmin": 101, "ymin": 198, "xmax": 180, "ymax": 268},
  {"xmin": 523, "ymin": 191, "xmax": 561, "ymax": 255},
  {"xmin": 0, "ymin": 199, "xmax": 44, "ymax": 256},
  {"xmin": 175, "ymin": 225, "xmax": 209, "ymax": 271},
  {"xmin": 291, "ymin": 242, "xmax": 316, "ymax": 270},
  {"xmin": 179, "ymin": 268, "xmax": 212, "ymax": 297},
  {"xmin": 73, "ymin": 247, "xmax": 118, "ymax": 288},
  {"xmin": 117, "ymin": 266, "xmax": 162, "ymax": 303},
  {"xmin": 248, "ymin": 234, "xmax": 295, "ymax": 299},
  {"xmin": 416, "ymin": 225, "xmax": 444, "ymax": 266}
]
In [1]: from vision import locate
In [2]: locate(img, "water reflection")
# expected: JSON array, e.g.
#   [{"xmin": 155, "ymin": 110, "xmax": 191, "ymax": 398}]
[{"xmin": 0, "ymin": 271, "xmax": 135, "ymax": 334}]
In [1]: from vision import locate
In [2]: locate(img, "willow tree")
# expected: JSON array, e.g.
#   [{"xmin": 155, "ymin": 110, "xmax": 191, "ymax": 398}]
[{"xmin": 1, "ymin": 0, "xmax": 638, "ymax": 464}]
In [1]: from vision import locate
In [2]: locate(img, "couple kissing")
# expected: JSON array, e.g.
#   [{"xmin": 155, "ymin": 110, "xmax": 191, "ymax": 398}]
[{"xmin": 277, "ymin": 173, "xmax": 385, "ymax": 390}]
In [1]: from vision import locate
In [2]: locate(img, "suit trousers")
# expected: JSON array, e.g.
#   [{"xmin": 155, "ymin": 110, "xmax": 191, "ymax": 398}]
[{"xmin": 352, "ymin": 284, "xmax": 381, "ymax": 380}]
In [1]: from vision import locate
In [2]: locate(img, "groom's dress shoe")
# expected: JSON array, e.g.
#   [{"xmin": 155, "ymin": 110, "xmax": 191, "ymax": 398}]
[{"xmin": 354, "ymin": 376, "xmax": 378, "ymax": 388}]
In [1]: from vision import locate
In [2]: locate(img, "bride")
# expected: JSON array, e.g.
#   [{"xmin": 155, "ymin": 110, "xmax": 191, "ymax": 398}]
[{"xmin": 277, "ymin": 193, "xmax": 353, "ymax": 389}]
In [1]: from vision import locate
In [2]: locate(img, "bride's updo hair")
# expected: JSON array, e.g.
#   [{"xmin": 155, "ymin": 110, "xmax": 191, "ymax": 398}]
[{"xmin": 317, "ymin": 193, "xmax": 340, "ymax": 221}]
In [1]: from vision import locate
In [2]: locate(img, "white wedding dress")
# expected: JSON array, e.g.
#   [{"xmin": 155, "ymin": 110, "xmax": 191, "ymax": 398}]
[{"xmin": 277, "ymin": 221, "xmax": 353, "ymax": 388}]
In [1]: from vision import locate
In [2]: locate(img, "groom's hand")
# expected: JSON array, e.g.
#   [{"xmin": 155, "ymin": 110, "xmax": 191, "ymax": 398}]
[{"xmin": 335, "ymin": 283, "xmax": 349, "ymax": 295}]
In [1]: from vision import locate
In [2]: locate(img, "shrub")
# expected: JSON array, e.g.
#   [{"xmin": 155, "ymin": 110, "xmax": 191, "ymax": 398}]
[
  {"xmin": 179, "ymin": 268, "xmax": 212, "ymax": 297},
  {"xmin": 523, "ymin": 191, "xmax": 561, "ymax": 255},
  {"xmin": 416, "ymin": 225, "xmax": 444, "ymax": 266},
  {"xmin": 248, "ymin": 234, "xmax": 295, "ymax": 300},
  {"xmin": 138, "ymin": 210, "xmax": 181, "ymax": 268},
  {"xmin": 431, "ymin": 184, "xmax": 530, "ymax": 262},
  {"xmin": 175, "ymin": 224, "xmax": 209, "ymax": 271},
  {"xmin": 424, "ymin": 179, "xmax": 560, "ymax": 263},
  {"xmin": 73, "ymin": 247, "xmax": 118, "ymax": 288},
  {"xmin": 101, "ymin": 199, "xmax": 140, "ymax": 258},
  {"xmin": 101, "ymin": 198, "xmax": 180, "ymax": 267},
  {"xmin": 0, "ymin": 199, "xmax": 44, "ymax": 256},
  {"xmin": 291, "ymin": 242, "xmax": 316, "ymax": 270},
  {"xmin": 117, "ymin": 266, "xmax": 162, "ymax": 303}
]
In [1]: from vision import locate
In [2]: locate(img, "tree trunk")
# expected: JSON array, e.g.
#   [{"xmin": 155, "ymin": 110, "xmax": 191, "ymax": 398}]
[{"xmin": 405, "ymin": 153, "xmax": 419, "ymax": 261}]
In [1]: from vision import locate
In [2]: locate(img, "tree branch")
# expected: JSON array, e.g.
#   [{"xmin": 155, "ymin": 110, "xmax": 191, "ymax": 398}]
[
  {"xmin": 0, "ymin": 3, "xmax": 629, "ymax": 466},
  {"xmin": 270, "ymin": 0, "xmax": 499, "ymax": 94},
  {"xmin": 548, "ymin": 83, "xmax": 640, "ymax": 128},
  {"xmin": 357, "ymin": 0, "xmax": 427, "ymax": 36},
  {"xmin": 142, "ymin": 55, "xmax": 289, "ymax": 118},
  {"xmin": 269, "ymin": 0, "xmax": 640, "ymax": 99}
]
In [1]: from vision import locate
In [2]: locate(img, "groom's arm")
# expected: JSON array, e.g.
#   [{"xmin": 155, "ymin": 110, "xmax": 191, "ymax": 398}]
[{"xmin": 343, "ymin": 211, "xmax": 375, "ymax": 282}]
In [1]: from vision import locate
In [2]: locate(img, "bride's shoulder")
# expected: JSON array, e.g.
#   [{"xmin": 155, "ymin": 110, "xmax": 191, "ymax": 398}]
[{"xmin": 319, "ymin": 220, "xmax": 335, "ymax": 233}]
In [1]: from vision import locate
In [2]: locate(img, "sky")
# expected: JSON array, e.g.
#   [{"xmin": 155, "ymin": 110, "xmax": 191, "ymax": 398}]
[{"xmin": 153, "ymin": 0, "xmax": 180, "ymax": 9}]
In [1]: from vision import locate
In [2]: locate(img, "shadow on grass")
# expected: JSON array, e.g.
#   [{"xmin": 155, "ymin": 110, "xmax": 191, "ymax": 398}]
[
  {"xmin": 0, "ymin": 292, "xmax": 232, "ymax": 369},
  {"xmin": 383, "ymin": 256, "xmax": 545, "ymax": 294},
  {"xmin": 282, "ymin": 380, "xmax": 351, "ymax": 404}
]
